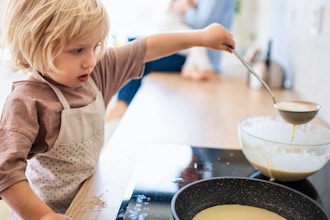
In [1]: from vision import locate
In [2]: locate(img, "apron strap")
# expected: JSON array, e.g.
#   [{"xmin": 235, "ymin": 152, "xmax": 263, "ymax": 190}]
[
  {"xmin": 32, "ymin": 72, "xmax": 70, "ymax": 109},
  {"xmin": 86, "ymin": 77, "xmax": 100, "ymax": 94}
]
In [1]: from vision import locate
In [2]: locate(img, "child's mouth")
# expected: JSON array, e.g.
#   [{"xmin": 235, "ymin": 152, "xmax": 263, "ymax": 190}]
[{"xmin": 78, "ymin": 74, "xmax": 89, "ymax": 82}]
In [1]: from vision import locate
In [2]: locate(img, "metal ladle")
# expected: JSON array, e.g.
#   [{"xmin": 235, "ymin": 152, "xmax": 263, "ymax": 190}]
[{"xmin": 232, "ymin": 49, "xmax": 320, "ymax": 125}]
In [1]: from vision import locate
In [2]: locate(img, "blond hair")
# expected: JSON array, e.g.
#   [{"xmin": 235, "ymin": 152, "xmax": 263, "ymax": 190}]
[{"xmin": 4, "ymin": 0, "xmax": 109, "ymax": 74}]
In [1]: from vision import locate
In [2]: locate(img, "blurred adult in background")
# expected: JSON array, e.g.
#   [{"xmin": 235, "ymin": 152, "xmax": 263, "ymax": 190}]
[{"xmin": 106, "ymin": 0, "xmax": 236, "ymax": 121}]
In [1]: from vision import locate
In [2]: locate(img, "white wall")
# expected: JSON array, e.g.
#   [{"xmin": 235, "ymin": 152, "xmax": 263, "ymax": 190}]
[{"xmin": 239, "ymin": 0, "xmax": 330, "ymax": 124}]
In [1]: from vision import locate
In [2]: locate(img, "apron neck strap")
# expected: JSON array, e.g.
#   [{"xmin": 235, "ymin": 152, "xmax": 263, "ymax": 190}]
[{"xmin": 32, "ymin": 72, "xmax": 70, "ymax": 109}]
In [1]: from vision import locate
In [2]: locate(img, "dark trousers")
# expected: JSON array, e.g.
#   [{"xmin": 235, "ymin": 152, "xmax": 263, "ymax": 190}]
[{"xmin": 117, "ymin": 53, "xmax": 186, "ymax": 105}]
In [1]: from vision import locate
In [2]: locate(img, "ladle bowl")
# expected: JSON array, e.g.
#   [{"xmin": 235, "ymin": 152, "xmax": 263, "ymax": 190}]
[
  {"xmin": 232, "ymin": 50, "xmax": 321, "ymax": 125},
  {"xmin": 275, "ymin": 101, "xmax": 321, "ymax": 125}
]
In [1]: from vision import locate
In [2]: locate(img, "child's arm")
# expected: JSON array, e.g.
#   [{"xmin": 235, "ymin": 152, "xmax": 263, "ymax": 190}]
[
  {"xmin": 143, "ymin": 23, "xmax": 234, "ymax": 62},
  {"xmin": 1, "ymin": 181, "xmax": 71, "ymax": 220}
]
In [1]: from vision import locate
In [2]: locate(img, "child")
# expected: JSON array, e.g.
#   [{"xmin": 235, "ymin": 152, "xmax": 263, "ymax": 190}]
[{"xmin": 0, "ymin": 0, "xmax": 235, "ymax": 219}]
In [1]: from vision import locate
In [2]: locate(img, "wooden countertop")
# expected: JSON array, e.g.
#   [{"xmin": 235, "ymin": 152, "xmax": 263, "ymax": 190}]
[{"xmin": 66, "ymin": 72, "xmax": 329, "ymax": 219}]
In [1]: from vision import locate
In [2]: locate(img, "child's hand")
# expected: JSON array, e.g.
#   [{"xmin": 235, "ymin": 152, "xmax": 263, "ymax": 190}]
[{"xmin": 200, "ymin": 23, "xmax": 235, "ymax": 52}]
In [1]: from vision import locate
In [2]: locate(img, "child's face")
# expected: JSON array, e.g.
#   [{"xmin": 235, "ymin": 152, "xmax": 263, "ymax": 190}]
[{"xmin": 46, "ymin": 34, "xmax": 102, "ymax": 88}]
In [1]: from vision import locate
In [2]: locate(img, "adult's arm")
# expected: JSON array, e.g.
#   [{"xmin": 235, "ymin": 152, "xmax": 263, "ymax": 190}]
[{"xmin": 184, "ymin": 0, "xmax": 236, "ymax": 29}]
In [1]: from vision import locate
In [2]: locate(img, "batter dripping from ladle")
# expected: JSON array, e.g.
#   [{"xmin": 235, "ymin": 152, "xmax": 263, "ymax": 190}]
[{"xmin": 232, "ymin": 50, "xmax": 321, "ymax": 140}]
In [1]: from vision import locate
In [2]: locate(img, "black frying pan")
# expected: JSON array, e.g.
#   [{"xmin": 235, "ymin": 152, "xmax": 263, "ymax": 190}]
[{"xmin": 171, "ymin": 177, "xmax": 329, "ymax": 220}]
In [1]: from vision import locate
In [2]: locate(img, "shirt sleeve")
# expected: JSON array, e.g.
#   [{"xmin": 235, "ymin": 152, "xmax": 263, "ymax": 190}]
[
  {"xmin": 0, "ymin": 82, "xmax": 61, "ymax": 193},
  {"xmin": 0, "ymin": 90, "xmax": 38, "ymax": 193},
  {"xmin": 0, "ymin": 129, "xmax": 31, "ymax": 193}
]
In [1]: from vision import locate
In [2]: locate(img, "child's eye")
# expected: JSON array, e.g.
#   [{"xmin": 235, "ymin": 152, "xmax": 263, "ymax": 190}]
[
  {"xmin": 94, "ymin": 43, "xmax": 101, "ymax": 51},
  {"xmin": 72, "ymin": 48, "xmax": 83, "ymax": 54}
]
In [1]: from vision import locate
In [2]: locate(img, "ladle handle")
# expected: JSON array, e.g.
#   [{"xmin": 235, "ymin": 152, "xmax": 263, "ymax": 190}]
[{"xmin": 232, "ymin": 49, "xmax": 276, "ymax": 104}]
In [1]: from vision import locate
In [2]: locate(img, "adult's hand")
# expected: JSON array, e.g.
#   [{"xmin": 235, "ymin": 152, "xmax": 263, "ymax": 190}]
[{"xmin": 181, "ymin": 68, "xmax": 221, "ymax": 81}]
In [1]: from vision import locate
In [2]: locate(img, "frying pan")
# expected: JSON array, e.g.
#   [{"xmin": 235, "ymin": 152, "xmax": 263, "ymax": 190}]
[{"xmin": 171, "ymin": 177, "xmax": 329, "ymax": 220}]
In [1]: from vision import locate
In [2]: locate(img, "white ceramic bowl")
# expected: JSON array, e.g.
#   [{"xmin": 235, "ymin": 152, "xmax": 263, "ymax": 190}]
[{"xmin": 238, "ymin": 116, "xmax": 330, "ymax": 181}]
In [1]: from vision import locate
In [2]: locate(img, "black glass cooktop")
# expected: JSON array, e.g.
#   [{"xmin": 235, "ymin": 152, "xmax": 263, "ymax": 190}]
[{"xmin": 116, "ymin": 144, "xmax": 330, "ymax": 219}]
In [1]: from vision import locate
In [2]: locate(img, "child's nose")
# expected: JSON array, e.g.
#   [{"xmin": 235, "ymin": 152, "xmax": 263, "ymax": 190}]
[{"xmin": 83, "ymin": 52, "xmax": 97, "ymax": 69}]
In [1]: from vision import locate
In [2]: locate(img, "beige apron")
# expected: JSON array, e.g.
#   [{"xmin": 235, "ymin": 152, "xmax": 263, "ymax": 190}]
[{"xmin": 13, "ymin": 72, "xmax": 105, "ymax": 218}]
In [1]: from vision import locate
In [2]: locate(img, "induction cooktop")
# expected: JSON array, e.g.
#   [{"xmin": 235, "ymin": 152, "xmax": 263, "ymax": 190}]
[{"xmin": 116, "ymin": 143, "xmax": 330, "ymax": 219}]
